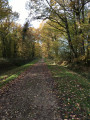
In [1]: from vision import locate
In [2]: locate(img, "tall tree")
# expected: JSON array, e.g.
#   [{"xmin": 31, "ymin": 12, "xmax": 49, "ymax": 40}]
[
  {"xmin": 27, "ymin": 0, "xmax": 90, "ymax": 62},
  {"xmin": 0, "ymin": 0, "xmax": 11, "ymax": 21}
]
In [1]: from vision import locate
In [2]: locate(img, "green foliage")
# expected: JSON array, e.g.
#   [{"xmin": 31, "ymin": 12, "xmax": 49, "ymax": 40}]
[
  {"xmin": 0, "ymin": 20, "xmax": 42, "ymax": 60},
  {"xmin": 41, "ymin": 21, "xmax": 62, "ymax": 59},
  {"xmin": 0, "ymin": 0, "xmax": 42, "ymax": 62},
  {"xmin": 0, "ymin": 0, "xmax": 11, "ymax": 20}
]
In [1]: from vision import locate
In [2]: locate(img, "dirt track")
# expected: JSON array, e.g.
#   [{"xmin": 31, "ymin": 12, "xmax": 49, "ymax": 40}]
[{"xmin": 0, "ymin": 60, "xmax": 61, "ymax": 120}]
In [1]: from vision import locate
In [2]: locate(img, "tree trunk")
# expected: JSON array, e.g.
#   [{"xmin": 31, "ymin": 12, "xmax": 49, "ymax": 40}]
[
  {"xmin": 32, "ymin": 42, "xmax": 35, "ymax": 58},
  {"xmin": 76, "ymin": 0, "xmax": 80, "ymax": 23},
  {"xmin": 82, "ymin": 0, "xmax": 85, "ymax": 23},
  {"xmin": 65, "ymin": 18, "xmax": 77, "ymax": 58}
]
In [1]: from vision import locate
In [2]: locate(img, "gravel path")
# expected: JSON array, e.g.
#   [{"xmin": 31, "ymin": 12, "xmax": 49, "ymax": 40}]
[{"xmin": 0, "ymin": 60, "xmax": 61, "ymax": 120}]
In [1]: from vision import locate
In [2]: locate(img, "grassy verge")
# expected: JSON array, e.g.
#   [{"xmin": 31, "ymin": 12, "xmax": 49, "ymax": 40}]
[
  {"xmin": 0, "ymin": 59, "xmax": 39, "ymax": 88},
  {"xmin": 67, "ymin": 64, "xmax": 90, "ymax": 82},
  {"xmin": 45, "ymin": 59, "xmax": 90, "ymax": 119}
]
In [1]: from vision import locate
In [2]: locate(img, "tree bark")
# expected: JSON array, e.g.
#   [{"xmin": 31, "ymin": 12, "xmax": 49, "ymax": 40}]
[
  {"xmin": 65, "ymin": 18, "xmax": 77, "ymax": 58},
  {"xmin": 81, "ymin": 0, "xmax": 85, "ymax": 23}
]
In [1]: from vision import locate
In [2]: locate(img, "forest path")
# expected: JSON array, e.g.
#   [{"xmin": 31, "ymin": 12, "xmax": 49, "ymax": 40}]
[{"xmin": 0, "ymin": 60, "xmax": 61, "ymax": 120}]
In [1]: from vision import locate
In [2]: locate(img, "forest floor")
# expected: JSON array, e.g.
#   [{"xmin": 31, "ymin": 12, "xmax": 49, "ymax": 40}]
[
  {"xmin": 45, "ymin": 59, "xmax": 90, "ymax": 120},
  {"xmin": 0, "ymin": 59, "xmax": 62, "ymax": 120},
  {"xmin": 0, "ymin": 59, "xmax": 89, "ymax": 120}
]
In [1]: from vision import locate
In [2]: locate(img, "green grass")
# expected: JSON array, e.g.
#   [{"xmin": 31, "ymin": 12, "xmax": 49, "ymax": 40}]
[
  {"xmin": 45, "ymin": 59, "xmax": 90, "ymax": 119},
  {"xmin": 0, "ymin": 59, "xmax": 39, "ymax": 88}
]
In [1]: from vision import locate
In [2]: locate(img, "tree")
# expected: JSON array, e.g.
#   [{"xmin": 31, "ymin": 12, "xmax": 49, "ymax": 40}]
[
  {"xmin": 0, "ymin": 0, "xmax": 11, "ymax": 21},
  {"xmin": 40, "ymin": 21, "xmax": 62, "ymax": 59},
  {"xmin": 27, "ymin": 0, "xmax": 90, "ymax": 63}
]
